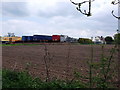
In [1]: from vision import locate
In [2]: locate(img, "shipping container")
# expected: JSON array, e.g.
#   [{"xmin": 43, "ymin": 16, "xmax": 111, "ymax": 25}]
[
  {"xmin": 52, "ymin": 35, "xmax": 60, "ymax": 42},
  {"xmin": 45, "ymin": 36, "xmax": 52, "ymax": 41},
  {"xmin": 60, "ymin": 35, "xmax": 68, "ymax": 42},
  {"xmin": 22, "ymin": 36, "xmax": 28, "ymax": 42},
  {"xmin": 27, "ymin": 36, "xmax": 33, "ymax": 42},
  {"xmin": 33, "ymin": 35, "xmax": 52, "ymax": 42},
  {"xmin": 1, "ymin": 37, "xmax": 22, "ymax": 43}
]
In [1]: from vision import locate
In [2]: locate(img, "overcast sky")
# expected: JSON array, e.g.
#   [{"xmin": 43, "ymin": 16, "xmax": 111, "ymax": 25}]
[{"xmin": 0, "ymin": 0, "xmax": 118, "ymax": 39}]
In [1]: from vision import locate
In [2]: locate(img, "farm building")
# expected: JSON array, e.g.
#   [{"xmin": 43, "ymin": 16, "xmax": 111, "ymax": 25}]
[{"xmin": 94, "ymin": 36, "xmax": 106, "ymax": 44}]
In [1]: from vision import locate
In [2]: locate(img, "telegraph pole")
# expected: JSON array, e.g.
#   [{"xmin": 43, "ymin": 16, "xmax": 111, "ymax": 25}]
[
  {"xmin": 111, "ymin": 0, "xmax": 120, "ymax": 88},
  {"xmin": 117, "ymin": 1, "xmax": 119, "ymax": 88}
]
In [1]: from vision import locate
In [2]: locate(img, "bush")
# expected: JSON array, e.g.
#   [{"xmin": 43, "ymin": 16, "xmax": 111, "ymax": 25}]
[
  {"xmin": 78, "ymin": 38, "xmax": 93, "ymax": 44},
  {"xmin": 105, "ymin": 36, "xmax": 114, "ymax": 44},
  {"xmin": 2, "ymin": 69, "xmax": 86, "ymax": 88},
  {"xmin": 114, "ymin": 33, "xmax": 120, "ymax": 44},
  {"xmin": 2, "ymin": 69, "xmax": 42, "ymax": 88}
]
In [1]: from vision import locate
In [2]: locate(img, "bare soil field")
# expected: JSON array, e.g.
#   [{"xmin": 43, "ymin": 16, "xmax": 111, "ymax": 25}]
[{"xmin": 2, "ymin": 43, "xmax": 118, "ymax": 81}]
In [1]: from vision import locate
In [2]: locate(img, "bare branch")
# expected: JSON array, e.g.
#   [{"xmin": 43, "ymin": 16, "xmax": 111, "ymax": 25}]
[
  {"xmin": 111, "ymin": 0, "xmax": 120, "ymax": 19},
  {"xmin": 70, "ymin": 0, "xmax": 80, "ymax": 5},
  {"xmin": 70, "ymin": 0, "xmax": 95, "ymax": 16},
  {"xmin": 77, "ymin": 7, "xmax": 91, "ymax": 16},
  {"xmin": 111, "ymin": 0, "xmax": 120, "ymax": 5},
  {"xmin": 70, "ymin": 0, "xmax": 94, "ymax": 5},
  {"xmin": 111, "ymin": 10, "xmax": 120, "ymax": 19}
]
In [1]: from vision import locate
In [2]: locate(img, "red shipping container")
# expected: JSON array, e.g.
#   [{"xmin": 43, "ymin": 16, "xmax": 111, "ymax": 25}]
[{"xmin": 52, "ymin": 35, "xmax": 60, "ymax": 42}]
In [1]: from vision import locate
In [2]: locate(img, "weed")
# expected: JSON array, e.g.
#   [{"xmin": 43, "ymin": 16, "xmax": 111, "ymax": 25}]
[
  {"xmin": 66, "ymin": 43, "xmax": 71, "ymax": 81},
  {"xmin": 43, "ymin": 43, "xmax": 51, "ymax": 82},
  {"xmin": 91, "ymin": 44, "xmax": 117, "ymax": 88},
  {"xmin": 89, "ymin": 37, "xmax": 94, "ymax": 88}
]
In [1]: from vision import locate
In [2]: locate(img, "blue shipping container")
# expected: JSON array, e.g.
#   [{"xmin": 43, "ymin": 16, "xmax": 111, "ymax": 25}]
[
  {"xmin": 22, "ymin": 36, "xmax": 28, "ymax": 42},
  {"xmin": 33, "ymin": 35, "xmax": 52, "ymax": 41},
  {"xmin": 27, "ymin": 36, "xmax": 33, "ymax": 41}
]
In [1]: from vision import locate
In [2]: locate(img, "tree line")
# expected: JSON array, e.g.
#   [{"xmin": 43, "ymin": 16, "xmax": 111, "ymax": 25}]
[{"xmin": 78, "ymin": 33, "xmax": 120, "ymax": 44}]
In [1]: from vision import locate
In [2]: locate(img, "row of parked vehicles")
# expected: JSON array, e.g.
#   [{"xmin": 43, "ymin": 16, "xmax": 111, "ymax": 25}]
[
  {"xmin": 1, "ymin": 33, "xmax": 78, "ymax": 44},
  {"xmin": 22, "ymin": 35, "xmax": 78, "ymax": 42}
]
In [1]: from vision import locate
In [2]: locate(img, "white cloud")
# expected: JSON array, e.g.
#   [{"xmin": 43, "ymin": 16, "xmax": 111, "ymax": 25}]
[
  {"xmin": 1, "ymin": 2, "xmax": 29, "ymax": 17},
  {"xmin": 1, "ymin": 0, "xmax": 118, "ymax": 38}
]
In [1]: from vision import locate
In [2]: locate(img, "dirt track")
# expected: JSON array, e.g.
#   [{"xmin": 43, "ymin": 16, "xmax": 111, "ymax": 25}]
[{"xmin": 2, "ymin": 44, "xmax": 117, "ymax": 81}]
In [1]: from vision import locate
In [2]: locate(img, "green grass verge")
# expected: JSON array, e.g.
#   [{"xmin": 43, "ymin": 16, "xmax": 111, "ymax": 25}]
[{"xmin": 0, "ymin": 43, "xmax": 42, "ymax": 46}]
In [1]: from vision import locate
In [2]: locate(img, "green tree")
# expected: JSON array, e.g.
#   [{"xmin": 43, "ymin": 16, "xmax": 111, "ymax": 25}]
[
  {"xmin": 105, "ymin": 36, "xmax": 114, "ymax": 44},
  {"xmin": 114, "ymin": 33, "xmax": 120, "ymax": 44},
  {"xmin": 78, "ymin": 38, "xmax": 93, "ymax": 44}
]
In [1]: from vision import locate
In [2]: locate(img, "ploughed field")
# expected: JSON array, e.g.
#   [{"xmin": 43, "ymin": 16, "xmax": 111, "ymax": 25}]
[{"xmin": 2, "ymin": 43, "xmax": 118, "ymax": 81}]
